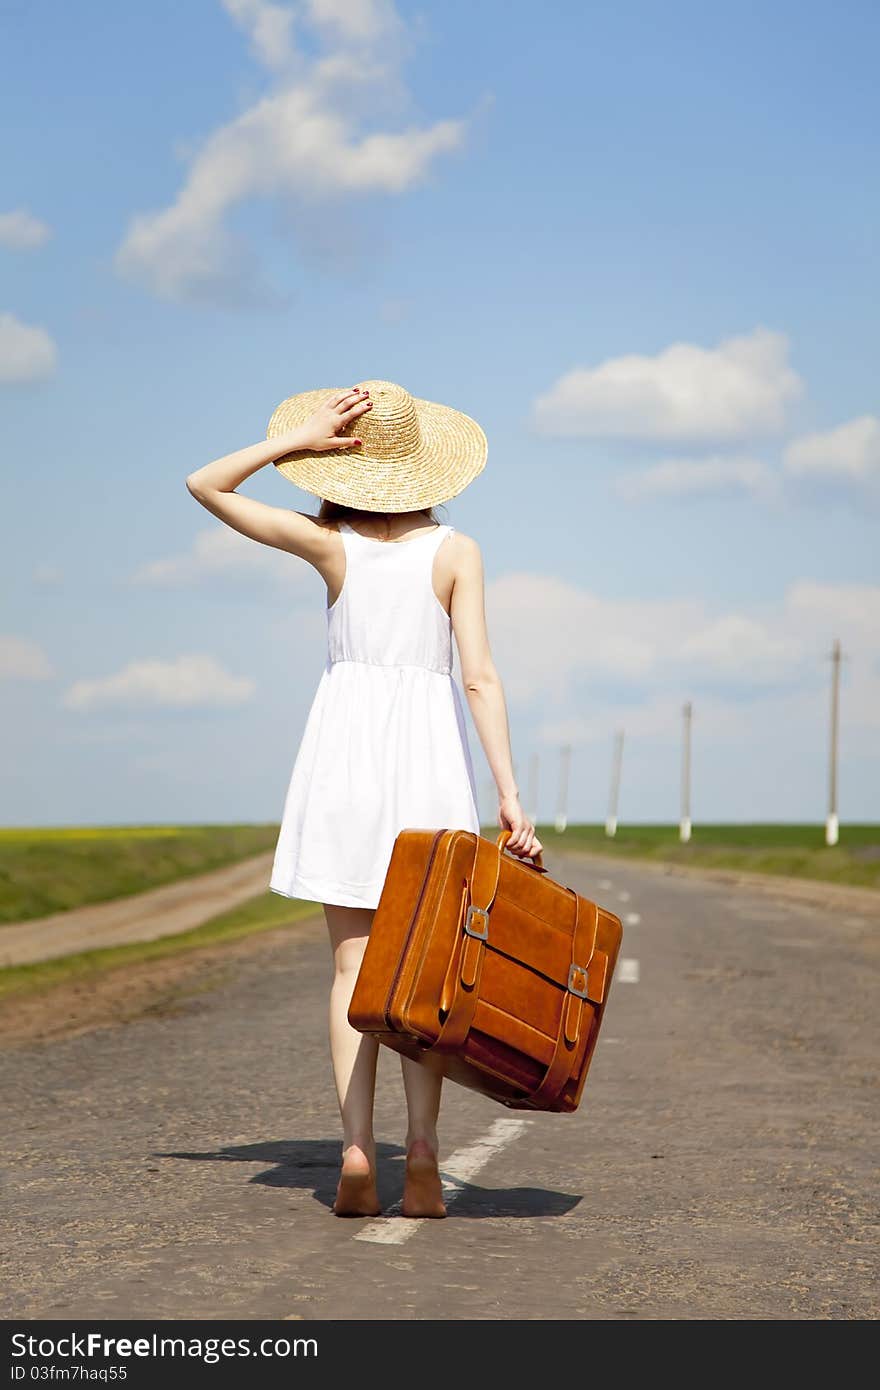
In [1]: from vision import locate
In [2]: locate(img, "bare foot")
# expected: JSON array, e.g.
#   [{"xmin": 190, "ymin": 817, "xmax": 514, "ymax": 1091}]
[
  {"xmin": 402, "ymin": 1138, "xmax": 446, "ymax": 1219},
  {"xmin": 333, "ymin": 1143, "xmax": 381, "ymax": 1217}
]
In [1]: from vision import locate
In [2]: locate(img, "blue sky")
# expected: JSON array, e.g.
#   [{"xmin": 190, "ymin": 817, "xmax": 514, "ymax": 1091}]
[{"xmin": 2, "ymin": 0, "xmax": 878, "ymax": 828}]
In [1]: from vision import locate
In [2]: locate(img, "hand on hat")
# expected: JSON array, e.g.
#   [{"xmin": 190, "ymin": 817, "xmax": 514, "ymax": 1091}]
[{"xmin": 285, "ymin": 387, "xmax": 372, "ymax": 454}]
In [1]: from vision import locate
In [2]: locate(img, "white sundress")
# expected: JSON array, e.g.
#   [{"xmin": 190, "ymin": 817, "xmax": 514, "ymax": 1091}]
[{"xmin": 269, "ymin": 521, "xmax": 481, "ymax": 910}]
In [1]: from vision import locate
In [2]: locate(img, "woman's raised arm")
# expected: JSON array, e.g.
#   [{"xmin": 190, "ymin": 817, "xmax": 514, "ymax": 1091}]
[{"xmin": 185, "ymin": 387, "xmax": 371, "ymax": 562}]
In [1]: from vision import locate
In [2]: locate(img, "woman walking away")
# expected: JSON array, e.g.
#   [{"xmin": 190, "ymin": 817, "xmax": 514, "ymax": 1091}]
[{"xmin": 186, "ymin": 380, "xmax": 541, "ymax": 1219}]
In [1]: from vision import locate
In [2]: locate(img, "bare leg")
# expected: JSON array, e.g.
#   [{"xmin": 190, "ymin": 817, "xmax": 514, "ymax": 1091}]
[
  {"xmin": 399, "ymin": 1053, "xmax": 447, "ymax": 1219},
  {"xmin": 324, "ymin": 903, "xmax": 380, "ymax": 1215},
  {"xmin": 400, "ymin": 1054, "xmax": 442, "ymax": 1155}
]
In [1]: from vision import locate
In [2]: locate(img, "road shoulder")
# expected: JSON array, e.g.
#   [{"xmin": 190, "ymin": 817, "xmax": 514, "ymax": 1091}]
[
  {"xmin": 551, "ymin": 847, "xmax": 880, "ymax": 918},
  {"xmin": 0, "ymin": 914, "xmax": 322, "ymax": 1050}
]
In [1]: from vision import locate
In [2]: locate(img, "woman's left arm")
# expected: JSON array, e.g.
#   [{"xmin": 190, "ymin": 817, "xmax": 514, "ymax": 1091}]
[{"xmin": 185, "ymin": 387, "xmax": 371, "ymax": 561}]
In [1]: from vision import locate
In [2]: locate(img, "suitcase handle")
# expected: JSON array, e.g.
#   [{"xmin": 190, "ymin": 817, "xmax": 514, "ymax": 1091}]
[{"xmin": 496, "ymin": 829, "xmax": 546, "ymax": 872}]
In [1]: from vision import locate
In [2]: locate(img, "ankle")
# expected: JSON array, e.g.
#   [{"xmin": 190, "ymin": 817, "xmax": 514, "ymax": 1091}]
[
  {"xmin": 341, "ymin": 1139, "xmax": 375, "ymax": 1168},
  {"xmin": 405, "ymin": 1134, "xmax": 438, "ymax": 1160}
]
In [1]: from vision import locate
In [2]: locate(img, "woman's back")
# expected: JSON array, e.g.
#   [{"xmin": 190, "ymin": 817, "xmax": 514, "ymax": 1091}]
[
  {"xmin": 327, "ymin": 521, "xmax": 456, "ymax": 675},
  {"xmin": 270, "ymin": 517, "xmax": 479, "ymax": 909}
]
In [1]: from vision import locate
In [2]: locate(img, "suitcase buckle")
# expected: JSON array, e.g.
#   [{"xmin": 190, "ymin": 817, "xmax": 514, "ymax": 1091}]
[
  {"xmin": 464, "ymin": 905, "xmax": 490, "ymax": 940},
  {"xmin": 567, "ymin": 963, "xmax": 590, "ymax": 999}
]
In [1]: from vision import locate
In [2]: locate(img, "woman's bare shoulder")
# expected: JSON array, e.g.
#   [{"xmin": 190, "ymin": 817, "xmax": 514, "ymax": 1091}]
[
  {"xmin": 446, "ymin": 529, "xmax": 482, "ymax": 570},
  {"xmin": 296, "ymin": 512, "xmax": 344, "ymax": 540}
]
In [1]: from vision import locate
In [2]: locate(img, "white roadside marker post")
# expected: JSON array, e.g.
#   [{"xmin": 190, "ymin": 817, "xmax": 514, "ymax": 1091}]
[
  {"xmin": 554, "ymin": 744, "xmax": 571, "ymax": 834},
  {"xmin": 825, "ymin": 639, "xmax": 842, "ymax": 847},
  {"xmin": 680, "ymin": 701, "xmax": 692, "ymax": 844},
  {"xmin": 605, "ymin": 729, "xmax": 624, "ymax": 838}
]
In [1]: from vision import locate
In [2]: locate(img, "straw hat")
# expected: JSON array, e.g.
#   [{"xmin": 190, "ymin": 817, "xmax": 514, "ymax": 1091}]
[{"xmin": 267, "ymin": 379, "xmax": 487, "ymax": 512}]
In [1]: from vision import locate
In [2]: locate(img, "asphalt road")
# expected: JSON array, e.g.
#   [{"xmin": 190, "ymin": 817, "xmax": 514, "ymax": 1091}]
[{"xmin": 1, "ymin": 851, "xmax": 876, "ymax": 1320}]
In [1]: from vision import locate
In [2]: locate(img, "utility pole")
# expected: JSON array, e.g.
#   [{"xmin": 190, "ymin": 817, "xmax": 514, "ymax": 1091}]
[
  {"xmin": 605, "ymin": 730, "xmax": 624, "ymax": 838},
  {"xmin": 826, "ymin": 639, "xmax": 842, "ymax": 847},
  {"xmin": 680, "ymin": 702, "xmax": 692, "ymax": 843},
  {"xmin": 554, "ymin": 744, "xmax": 572, "ymax": 834},
  {"xmin": 527, "ymin": 752, "xmax": 540, "ymax": 826}
]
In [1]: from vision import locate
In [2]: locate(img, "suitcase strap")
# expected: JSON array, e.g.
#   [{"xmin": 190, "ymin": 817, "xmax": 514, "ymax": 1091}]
[
  {"xmin": 428, "ymin": 834, "xmax": 502, "ymax": 1056},
  {"xmin": 526, "ymin": 896, "xmax": 608, "ymax": 1108}
]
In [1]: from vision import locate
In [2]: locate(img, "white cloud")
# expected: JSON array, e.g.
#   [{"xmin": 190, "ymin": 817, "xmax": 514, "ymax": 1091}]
[
  {"xmin": 487, "ymin": 573, "xmax": 880, "ymax": 721},
  {"xmin": 0, "ymin": 636, "xmax": 55, "ymax": 681},
  {"xmin": 305, "ymin": 0, "xmax": 400, "ymax": 44},
  {"xmin": 62, "ymin": 654, "xmax": 256, "ymax": 712},
  {"xmin": 223, "ymin": 0, "xmax": 297, "ymax": 70},
  {"xmin": 680, "ymin": 616, "xmax": 800, "ymax": 681},
  {"xmin": 533, "ymin": 328, "xmax": 802, "ymax": 443},
  {"xmin": 0, "ymin": 311, "xmax": 57, "ymax": 383},
  {"xmin": 130, "ymin": 525, "xmax": 312, "ymax": 588},
  {"xmin": 116, "ymin": 0, "xmax": 464, "ymax": 304},
  {"xmin": 615, "ymin": 454, "xmax": 776, "ymax": 502},
  {"xmin": 486, "ymin": 573, "xmax": 703, "ymax": 702},
  {"xmin": 521, "ymin": 575, "xmax": 880, "ymax": 816},
  {"xmin": 536, "ymin": 698, "xmax": 688, "ymax": 747},
  {"xmin": 786, "ymin": 581, "xmax": 880, "ymax": 647},
  {"xmin": 783, "ymin": 416, "xmax": 880, "ymax": 490},
  {"xmin": 0, "ymin": 208, "xmax": 51, "ymax": 250}
]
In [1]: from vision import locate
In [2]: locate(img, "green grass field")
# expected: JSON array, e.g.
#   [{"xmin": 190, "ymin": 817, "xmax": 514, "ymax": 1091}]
[
  {"xmin": 0, "ymin": 820, "xmax": 876, "ymax": 1004},
  {"xmin": 1, "ymin": 820, "xmax": 877, "ymax": 932},
  {"xmin": 528, "ymin": 822, "xmax": 880, "ymax": 890},
  {"xmin": 0, "ymin": 823, "xmax": 280, "ymax": 924}
]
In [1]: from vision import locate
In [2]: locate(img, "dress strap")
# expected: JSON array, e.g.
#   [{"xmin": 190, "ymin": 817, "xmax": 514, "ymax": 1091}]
[{"xmin": 425, "ymin": 522, "xmax": 454, "ymax": 554}]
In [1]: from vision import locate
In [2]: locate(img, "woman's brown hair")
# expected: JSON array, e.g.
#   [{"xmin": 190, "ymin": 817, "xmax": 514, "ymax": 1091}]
[{"xmin": 317, "ymin": 500, "xmax": 442, "ymax": 531}]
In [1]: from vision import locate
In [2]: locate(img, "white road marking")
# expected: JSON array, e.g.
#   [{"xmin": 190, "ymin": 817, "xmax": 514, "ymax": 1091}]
[
  {"xmin": 617, "ymin": 890, "xmax": 631, "ymax": 903},
  {"xmin": 617, "ymin": 957, "xmax": 640, "ymax": 983},
  {"xmin": 598, "ymin": 878, "xmax": 613, "ymax": 890},
  {"xmin": 624, "ymin": 912, "xmax": 641, "ymax": 926},
  {"xmin": 354, "ymin": 1116, "xmax": 532, "ymax": 1246}
]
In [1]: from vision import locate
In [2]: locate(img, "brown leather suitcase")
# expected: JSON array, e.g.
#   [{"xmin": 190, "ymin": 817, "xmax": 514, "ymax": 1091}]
[{"xmin": 348, "ymin": 827, "xmax": 623, "ymax": 1113}]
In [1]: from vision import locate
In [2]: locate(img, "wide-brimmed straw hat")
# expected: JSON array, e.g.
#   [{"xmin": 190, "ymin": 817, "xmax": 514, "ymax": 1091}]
[{"xmin": 266, "ymin": 379, "xmax": 487, "ymax": 512}]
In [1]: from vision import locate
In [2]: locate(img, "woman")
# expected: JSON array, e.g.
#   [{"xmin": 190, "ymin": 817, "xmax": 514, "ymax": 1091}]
[{"xmin": 186, "ymin": 379, "xmax": 541, "ymax": 1220}]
